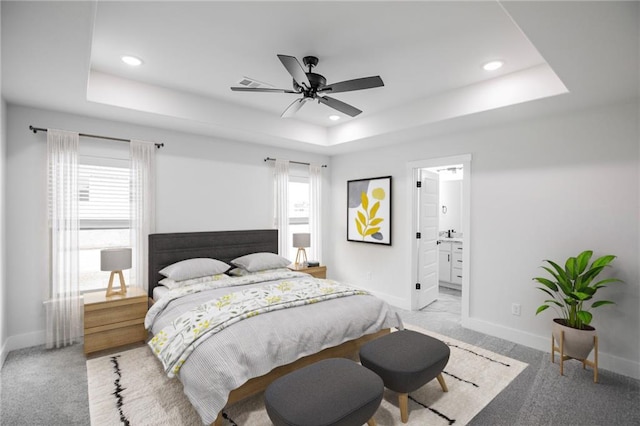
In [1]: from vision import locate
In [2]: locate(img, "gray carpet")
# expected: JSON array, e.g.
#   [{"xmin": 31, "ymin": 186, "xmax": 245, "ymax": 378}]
[{"xmin": 2, "ymin": 288, "xmax": 639, "ymax": 425}]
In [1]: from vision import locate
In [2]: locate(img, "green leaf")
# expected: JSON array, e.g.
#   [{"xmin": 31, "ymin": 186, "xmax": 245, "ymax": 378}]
[
  {"xmin": 536, "ymin": 287, "xmax": 556, "ymax": 298},
  {"xmin": 591, "ymin": 254, "xmax": 616, "ymax": 269},
  {"xmin": 592, "ymin": 278, "xmax": 623, "ymax": 289},
  {"xmin": 575, "ymin": 250, "xmax": 593, "ymax": 274},
  {"xmin": 571, "ymin": 291, "xmax": 592, "ymax": 301},
  {"xmin": 565, "ymin": 256, "xmax": 577, "ymax": 280},
  {"xmin": 577, "ymin": 310, "xmax": 593, "ymax": 325},
  {"xmin": 533, "ymin": 277, "xmax": 559, "ymax": 292},
  {"xmin": 541, "ymin": 266, "xmax": 560, "ymax": 281},
  {"xmin": 591, "ymin": 300, "xmax": 615, "ymax": 308},
  {"xmin": 536, "ymin": 305, "xmax": 550, "ymax": 315},
  {"xmin": 546, "ymin": 261, "xmax": 572, "ymax": 293}
]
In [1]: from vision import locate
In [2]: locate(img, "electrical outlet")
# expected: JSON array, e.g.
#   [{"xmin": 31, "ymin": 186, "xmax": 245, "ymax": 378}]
[
  {"xmin": 511, "ymin": 303, "xmax": 521, "ymax": 316},
  {"xmin": 416, "ymin": 283, "xmax": 421, "ymax": 290}
]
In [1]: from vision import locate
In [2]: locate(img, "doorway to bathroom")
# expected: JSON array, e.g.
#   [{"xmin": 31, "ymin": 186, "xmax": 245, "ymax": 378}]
[{"xmin": 408, "ymin": 154, "xmax": 471, "ymax": 324}]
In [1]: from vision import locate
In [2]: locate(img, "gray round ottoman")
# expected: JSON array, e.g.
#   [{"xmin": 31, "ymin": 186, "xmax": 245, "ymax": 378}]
[
  {"xmin": 359, "ymin": 330, "xmax": 450, "ymax": 423},
  {"xmin": 264, "ymin": 357, "xmax": 384, "ymax": 426}
]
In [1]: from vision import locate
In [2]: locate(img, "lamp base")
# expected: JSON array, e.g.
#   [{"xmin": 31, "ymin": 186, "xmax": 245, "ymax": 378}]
[
  {"xmin": 105, "ymin": 271, "xmax": 128, "ymax": 297},
  {"xmin": 294, "ymin": 248, "xmax": 308, "ymax": 267}
]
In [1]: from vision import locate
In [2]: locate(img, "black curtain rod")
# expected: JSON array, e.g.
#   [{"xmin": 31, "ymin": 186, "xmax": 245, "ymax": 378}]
[
  {"xmin": 264, "ymin": 157, "xmax": 327, "ymax": 168},
  {"xmin": 29, "ymin": 126, "xmax": 164, "ymax": 149}
]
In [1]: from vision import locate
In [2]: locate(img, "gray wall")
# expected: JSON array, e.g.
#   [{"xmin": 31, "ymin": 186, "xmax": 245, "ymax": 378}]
[
  {"xmin": 328, "ymin": 101, "xmax": 639, "ymax": 378},
  {"xmin": 3, "ymin": 100, "xmax": 639, "ymax": 379},
  {"xmin": 3, "ymin": 104, "xmax": 330, "ymax": 351}
]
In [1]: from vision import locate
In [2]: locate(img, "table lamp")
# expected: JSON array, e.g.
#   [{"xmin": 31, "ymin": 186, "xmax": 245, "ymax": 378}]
[
  {"xmin": 292, "ymin": 233, "xmax": 310, "ymax": 266},
  {"xmin": 101, "ymin": 248, "xmax": 132, "ymax": 297}
]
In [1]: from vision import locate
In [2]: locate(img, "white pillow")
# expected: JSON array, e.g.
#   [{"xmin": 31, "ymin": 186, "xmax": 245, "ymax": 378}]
[
  {"xmin": 159, "ymin": 273, "xmax": 230, "ymax": 290},
  {"xmin": 227, "ymin": 267, "xmax": 291, "ymax": 277},
  {"xmin": 159, "ymin": 258, "xmax": 230, "ymax": 281},
  {"xmin": 230, "ymin": 252, "xmax": 291, "ymax": 273}
]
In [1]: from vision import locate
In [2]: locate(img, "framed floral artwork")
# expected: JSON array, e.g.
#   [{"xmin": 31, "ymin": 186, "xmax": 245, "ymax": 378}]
[{"xmin": 347, "ymin": 176, "xmax": 392, "ymax": 245}]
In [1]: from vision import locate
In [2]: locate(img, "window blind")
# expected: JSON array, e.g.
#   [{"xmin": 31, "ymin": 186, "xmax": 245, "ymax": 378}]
[{"xmin": 78, "ymin": 163, "xmax": 130, "ymax": 229}]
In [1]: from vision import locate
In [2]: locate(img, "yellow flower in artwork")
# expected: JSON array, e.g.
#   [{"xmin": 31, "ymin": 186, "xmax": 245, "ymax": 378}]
[{"xmin": 372, "ymin": 187, "xmax": 386, "ymax": 200}]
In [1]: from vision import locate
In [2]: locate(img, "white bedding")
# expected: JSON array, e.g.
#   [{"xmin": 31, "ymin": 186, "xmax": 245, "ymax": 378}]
[
  {"xmin": 145, "ymin": 270, "xmax": 400, "ymax": 425},
  {"xmin": 152, "ymin": 285, "xmax": 169, "ymax": 301}
]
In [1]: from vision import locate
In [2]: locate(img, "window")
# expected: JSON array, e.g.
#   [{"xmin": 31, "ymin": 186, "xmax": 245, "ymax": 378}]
[
  {"xmin": 78, "ymin": 157, "xmax": 130, "ymax": 292},
  {"xmin": 288, "ymin": 172, "xmax": 309, "ymax": 257}
]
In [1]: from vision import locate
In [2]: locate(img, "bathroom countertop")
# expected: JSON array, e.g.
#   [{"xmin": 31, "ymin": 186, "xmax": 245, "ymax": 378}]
[{"xmin": 438, "ymin": 237, "xmax": 463, "ymax": 243}]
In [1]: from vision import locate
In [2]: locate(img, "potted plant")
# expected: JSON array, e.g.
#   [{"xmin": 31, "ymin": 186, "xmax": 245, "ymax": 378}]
[{"xmin": 533, "ymin": 250, "xmax": 622, "ymax": 361}]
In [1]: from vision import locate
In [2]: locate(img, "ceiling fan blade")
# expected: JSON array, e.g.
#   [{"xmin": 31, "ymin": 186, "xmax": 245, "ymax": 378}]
[
  {"xmin": 317, "ymin": 96, "xmax": 362, "ymax": 117},
  {"xmin": 230, "ymin": 87, "xmax": 298, "ymax": 93},
  {"xmin": 319, "ymin": 76, "xmax": 384, "ymax": 94},
  {"xmin": 277, "ymin": 54, "xmax": 311, "ymax": 89},
  {"xmin": 281, "ymin": 97, "xmax": 310, "ymax": 118}
]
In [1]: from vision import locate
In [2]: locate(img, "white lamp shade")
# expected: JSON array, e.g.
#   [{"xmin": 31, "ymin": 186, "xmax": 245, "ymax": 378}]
[
  {"xmin": 292, "ymin": 233, "xmax": 311, "ymax": 248},
  {"xmin": 100, "ymin": 248, "xmax": 132, "ymax": 271}
]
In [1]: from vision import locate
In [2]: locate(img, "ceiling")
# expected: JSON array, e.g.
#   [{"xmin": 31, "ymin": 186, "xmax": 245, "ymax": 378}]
[{"xmin": 2, "ymin": 1, "xmax": 638, "ymax": 154}]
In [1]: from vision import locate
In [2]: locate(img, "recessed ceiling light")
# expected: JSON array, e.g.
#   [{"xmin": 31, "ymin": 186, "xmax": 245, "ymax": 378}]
[
  {"xmin": 483, "ymin": 60, "xmax": 504, "ymax": 71},
  {"xmin": 329, "ymin": 115, "xmax": 341, "ymax": 121},
  {"xmin": 121, "ymin": 55, "xmax": 143, "ymax": 67}
]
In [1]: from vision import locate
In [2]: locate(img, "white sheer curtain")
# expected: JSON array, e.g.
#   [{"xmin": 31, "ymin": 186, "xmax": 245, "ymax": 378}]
[
  {"xmin": 273, "ymin": 159, "xmax": 290, "ymax": 259},
  {"xmin": 130, "ymin": 140, "xmax": 156, "ymax": 292},
  {"xmin": 309, "ymin": 163, "xmax": 323, "ymax": 263},
  {"xmin": 46, "ymin": 129, "xmax": 82, "ymax": 349}
]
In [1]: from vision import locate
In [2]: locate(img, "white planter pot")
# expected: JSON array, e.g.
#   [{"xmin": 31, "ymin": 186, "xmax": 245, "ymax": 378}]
[{"xmin": 552, "ymin": 318, "xmax": 596, "ymax": 360}]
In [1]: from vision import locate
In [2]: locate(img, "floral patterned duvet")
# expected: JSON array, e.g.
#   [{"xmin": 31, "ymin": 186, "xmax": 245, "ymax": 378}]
[{"xmin": 145, "ymin": 270, "xmax": 400, "ymax": 425}]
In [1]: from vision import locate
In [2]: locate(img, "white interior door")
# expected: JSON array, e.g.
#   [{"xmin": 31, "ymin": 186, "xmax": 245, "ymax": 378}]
[{"xmin": 416, "ymin": 169, "xmax": 439, "ymax": 310}]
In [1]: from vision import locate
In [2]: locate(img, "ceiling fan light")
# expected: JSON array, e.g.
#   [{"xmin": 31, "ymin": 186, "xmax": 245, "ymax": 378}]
[
  {"xmin": 121, "ymin": 55, "xmax": 143, "ymax": 67},
  {"xmin": 483, "ymin": 60, "xmax": 504, "ymax": 71}
]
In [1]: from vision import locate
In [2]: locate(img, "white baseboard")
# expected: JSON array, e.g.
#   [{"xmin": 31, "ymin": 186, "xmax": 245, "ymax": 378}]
[
  {"xmin": 3, "ymin": 329, "xmax": 45, "ymax": 356},
  {"xmin": 463, "ymin": 317, "xmax": 640, "ymax": 380},
  {"xmin": 0, "ymin": 339, "xmax": 7, "ymax": 368},
  {"xmin": 365, "ymin": 288, "xmax": 411, "ymax": 311}
]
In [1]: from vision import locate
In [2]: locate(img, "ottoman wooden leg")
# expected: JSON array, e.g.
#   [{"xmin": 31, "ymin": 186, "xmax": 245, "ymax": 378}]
[
  {"xmin": 367, "ymin": 418, "xmax": 377, "ymax": 426},
  {"xmin": 399, "ymin": 392, "xmax": 409, "ymax": 423},
  {"xmin": 436, "ymin": 373, "xmax": 449, "ymax": 392}
]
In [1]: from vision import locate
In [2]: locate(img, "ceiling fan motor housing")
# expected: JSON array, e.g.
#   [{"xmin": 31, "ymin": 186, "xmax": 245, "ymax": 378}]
[{"xmin": 293, "ymin": 72, "xmax": 326, "ymax": 97}]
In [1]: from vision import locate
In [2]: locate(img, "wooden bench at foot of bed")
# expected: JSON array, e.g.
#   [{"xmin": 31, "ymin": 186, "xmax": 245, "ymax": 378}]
[{"xmin": 212, "ymin": 328, "xmax": 390, "ymax": 426}]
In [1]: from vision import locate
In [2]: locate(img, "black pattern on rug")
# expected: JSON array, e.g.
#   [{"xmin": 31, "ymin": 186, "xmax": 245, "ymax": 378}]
[
  {"xmin": 109, "ymin": 355, "xmax": 131, "ymax": 426},
  {"xmin": 445, "ymin": 342, "xmax": 512, "ymax": 367},
  {"xmin": 408, "ymin": 394, "xmax": 456, "ymax": 425},
  {"xmin": 221, "ymin": 411, "xmax": 238, "ymax": 426},
  {"xmin": 444, "ymin": 370, "xmax": 479, "ymax": 387}
]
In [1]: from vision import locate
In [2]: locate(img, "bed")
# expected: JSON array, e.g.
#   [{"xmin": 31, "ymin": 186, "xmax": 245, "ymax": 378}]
[{"xmin": 146, "ymin": 230, "xmax": 400, "ymax": 426}]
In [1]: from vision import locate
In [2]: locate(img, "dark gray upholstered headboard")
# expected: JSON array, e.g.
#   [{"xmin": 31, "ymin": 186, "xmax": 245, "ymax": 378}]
[{"xmin": 148, "ymin": 229, "xmax": 278, "ymax": 297}]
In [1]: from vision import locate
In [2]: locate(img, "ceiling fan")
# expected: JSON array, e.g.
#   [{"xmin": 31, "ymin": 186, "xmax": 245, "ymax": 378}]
[{"xmin": 230, "ymin": 55, "xmax": 384, "ymax": 118}]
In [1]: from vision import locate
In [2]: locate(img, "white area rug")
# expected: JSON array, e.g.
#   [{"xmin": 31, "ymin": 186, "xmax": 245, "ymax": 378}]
[{"xmin": 87, "ymin": 325, "xmax": 527, "ymax": 425}]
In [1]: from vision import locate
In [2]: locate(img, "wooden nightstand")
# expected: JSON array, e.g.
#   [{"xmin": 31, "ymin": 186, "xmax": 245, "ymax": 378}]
[
  {"xmin": 289, "ymin": 264, "xmax": 327, "ymax": 279},
  {"xmin": 83, "ymin": 286, "xmax": 148, "ymax": 355}
]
